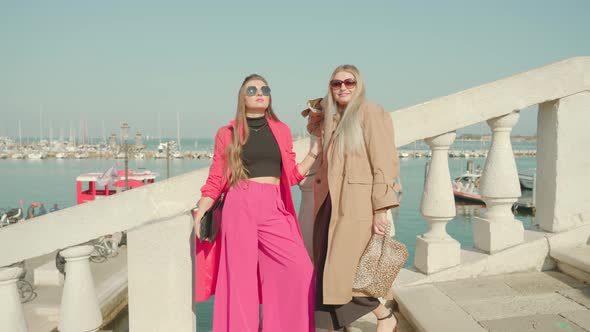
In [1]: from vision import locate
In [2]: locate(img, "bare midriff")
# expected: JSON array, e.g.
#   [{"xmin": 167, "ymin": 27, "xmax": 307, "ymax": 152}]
[{"xmin": 248, "ymin": 176, "xmax": 280, "ymax": 185}]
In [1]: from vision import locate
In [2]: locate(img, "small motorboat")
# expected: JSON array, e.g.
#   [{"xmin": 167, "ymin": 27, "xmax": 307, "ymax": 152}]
[
  {"xmin": 453, "ymin": 172, "xmax": 484, "ymax": 204},
  {"xmin": 0, "ymin": 208, "xmax": 23, "ymax": 227},
  {"xmin": 518, "ymin": 169, "xmax": 536, "ymax": 190},
  {"xmin": 452, "ymin": 160, "xmax": 484, "ymax": 204}
]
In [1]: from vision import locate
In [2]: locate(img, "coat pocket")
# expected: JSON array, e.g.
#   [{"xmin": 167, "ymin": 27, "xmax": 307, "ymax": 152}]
[
  {"xmin": 341, "ymin": 173, "xmax": 374, "ymax": 221},
  {"xmin": 347, "ymin": 172, "xmax": 373, "ymax": 184}
]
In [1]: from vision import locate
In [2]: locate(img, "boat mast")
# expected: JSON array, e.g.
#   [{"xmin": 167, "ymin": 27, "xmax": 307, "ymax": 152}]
[
  {"xmin": 102, "ymin": 120, "xmax": 106, "ymax": 144},
  {"xmin": 177, "ymin": 112, "xmax": 181, "ymax": 151},
  {"xmin": 69, "ymin": 121, "xmax": 75, "ymax": 146},
  {"xmin": 49, "ymin": 120, "xmax": 53, "ymax": 145},
  {"xmin": 39, "ymin": 105, "xmax": 43, "ymax": 143},
  {"xmin": 85, "ymin": 118, "xmax": 89, "ymax": 145},
  {"xmin": 158, "ymin": 112, "xmax": 162, "ymax": 144},
  {"xmin": 18, "ymin": 120, "xmax": 22, "ymax": 147}
]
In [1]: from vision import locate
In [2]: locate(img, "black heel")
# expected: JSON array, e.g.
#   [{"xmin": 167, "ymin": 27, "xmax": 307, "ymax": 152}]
[
  {"xmin": 377, "ymin": 308, "xmax": 394, "ymax": 321},
  {"xmin": 377, "ymin": 308, "xmax": 399, "ymax": 332}
]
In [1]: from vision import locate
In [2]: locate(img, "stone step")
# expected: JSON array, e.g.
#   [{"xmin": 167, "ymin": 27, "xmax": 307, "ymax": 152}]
[
  {"xmin": 394, "ymin": 284, "xmax": 486, "ymax": 332},
  {"xmin": 551, "ymin": 245, "xmax": 590, "ymax": 283}
]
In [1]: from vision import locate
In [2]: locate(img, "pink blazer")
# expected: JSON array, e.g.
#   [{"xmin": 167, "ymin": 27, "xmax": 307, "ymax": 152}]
[{"xmin": 195, "ymin": 117, "xmax": 305, "ymax": 302}]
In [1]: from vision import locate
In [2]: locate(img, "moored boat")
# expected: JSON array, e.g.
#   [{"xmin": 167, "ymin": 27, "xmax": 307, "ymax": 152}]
[
  {"xmin": 518, "ymin": 169, "xmax": 536, "ymax": 190},
  {"xmin": 76, "ymin": 169, "xmax": 158, "ymax": 204},
  {"xmin": 453, "ymin": 172, "xmax": 484, "ymax": 204}
]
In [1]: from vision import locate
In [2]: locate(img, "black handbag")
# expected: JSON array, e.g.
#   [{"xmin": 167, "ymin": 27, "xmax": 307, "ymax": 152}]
[{"xmin": 199, "ymin": 194, "xmax": 225, "ymax": 242}]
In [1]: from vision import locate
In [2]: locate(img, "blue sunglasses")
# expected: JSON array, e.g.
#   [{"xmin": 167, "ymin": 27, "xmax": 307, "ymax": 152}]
[{"xmin": 246, "ymin": 86, "xmax": 271, "ymax": 96}]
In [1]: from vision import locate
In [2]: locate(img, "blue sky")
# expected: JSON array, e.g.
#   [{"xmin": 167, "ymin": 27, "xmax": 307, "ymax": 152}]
[{"xmin": 1, "ymin": 0, "xmax": 589, "ymax": 139}]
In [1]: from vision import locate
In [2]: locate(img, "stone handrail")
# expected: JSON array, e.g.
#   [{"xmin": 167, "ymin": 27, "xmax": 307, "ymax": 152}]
[{"xmin": 392, "ymin": 56, "xmax": 589, "ymax": 146}]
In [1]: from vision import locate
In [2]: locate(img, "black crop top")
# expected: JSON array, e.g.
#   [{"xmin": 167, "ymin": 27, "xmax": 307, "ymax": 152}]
[{"xmin": 241, "ymin": 117, "xmax": 282, "ymax": 178}]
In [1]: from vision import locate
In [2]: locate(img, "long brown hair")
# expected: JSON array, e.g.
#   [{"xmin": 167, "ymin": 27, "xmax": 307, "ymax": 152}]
[{"xmin": 227, "ymin": 74, "xmax": 279, "ymax": 187}]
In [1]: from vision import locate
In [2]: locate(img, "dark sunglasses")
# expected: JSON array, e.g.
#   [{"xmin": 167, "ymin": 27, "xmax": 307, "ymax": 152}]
[
  {"xmin": 246, "ymin": 85, "xmax": 271, "ymax": 96},
  {"xmin": 329, "ymin": 79, "xmax": 357, "ymax": 90}
]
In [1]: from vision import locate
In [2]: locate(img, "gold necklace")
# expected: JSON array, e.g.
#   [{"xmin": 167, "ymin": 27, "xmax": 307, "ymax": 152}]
[{"xmin": 249, "ymin": 122, "xmax": 267, "ymax": 133}]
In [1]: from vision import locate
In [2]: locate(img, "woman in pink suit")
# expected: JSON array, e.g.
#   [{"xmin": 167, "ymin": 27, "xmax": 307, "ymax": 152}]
[{"xmin": 195, "ymin": 74, "xmax": 320, "ymax": 331}]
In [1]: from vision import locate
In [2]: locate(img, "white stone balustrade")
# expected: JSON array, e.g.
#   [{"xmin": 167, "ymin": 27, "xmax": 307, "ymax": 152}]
[
  {"xmin": 58, "ymin": 245, "xmax": 102, "ymax": 332},
  {"xmin": 0, "ymin": 266, "xmax": 28, "ymax": 332},
  {"xmin": 415, "ymin": 132, "xmax": 461, "ymax": 274},
  {"xmin": 474, "ymin": 111, "xmax": 524, "ymax": 253}
]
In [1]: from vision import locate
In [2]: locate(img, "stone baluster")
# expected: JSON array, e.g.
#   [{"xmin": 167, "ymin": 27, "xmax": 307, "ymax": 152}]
[
  {"xmin": 474, "ymin": 111, "xmax": 523, "ymax": 253},
  {"xmin": 0, "ymin": 266, "xmax": 28, "ymax": 332},
  {"xmin": 415, "ymin": 132, "xmax": 461, "ymax": 274},
  {"xmin": 58, "ymin": 245, "xmax": 102, "ymax": 332}
]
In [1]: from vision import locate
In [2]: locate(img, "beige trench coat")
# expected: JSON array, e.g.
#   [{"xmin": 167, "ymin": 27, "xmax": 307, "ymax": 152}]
[{"xmin": 313, "ymin": 100, "xmax": 400, "ymax": 305}]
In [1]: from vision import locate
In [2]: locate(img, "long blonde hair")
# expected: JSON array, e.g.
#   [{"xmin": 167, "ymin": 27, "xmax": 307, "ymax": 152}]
[
  {"xmin": 323, "ymin": 64, "xmax": 367, "ymax": 158},
  {"xmin": 227, "ymin": 74, "xmax": 279, "ymax": 187}
]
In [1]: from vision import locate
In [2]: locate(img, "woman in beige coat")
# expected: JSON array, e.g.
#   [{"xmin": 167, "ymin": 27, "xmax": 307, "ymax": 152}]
[{"xmin": 312, "ymin": 65, "xmax": 401, "ymax": 332}]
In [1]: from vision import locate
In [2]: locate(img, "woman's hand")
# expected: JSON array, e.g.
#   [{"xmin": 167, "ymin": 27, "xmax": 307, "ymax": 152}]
[
  {"xmin": 372, "ymin": 210, "xmax": 389, "ymax": 235},
  {"xmin": 310, "ymin": 136, "xmax": 322, "ymax": 156},
  {"xmin": 307, "ymin": 112, "xmax": 324, "ymax": 137},
  {"xmin": 193, "ymin": 196, "xmax": 215, "ymax": 240}
]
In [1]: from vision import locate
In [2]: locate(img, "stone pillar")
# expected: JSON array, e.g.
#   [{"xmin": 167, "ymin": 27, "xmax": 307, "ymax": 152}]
[
  {"xmin": 474, "ymin": 111, "xmax": 524, "ymax": 253},
  {"xmin": 127, "ymin": 214, "xmax": 196, "ymax": 332},
  {"xmin": 0, "ymin": 266, "xmax": 28, "ymax": 332},
  {"xmin": 537, "ymin": 92, "xmax": 590, "ymax": 232},
  {"xmin": 415, "ymin": 132, "xmax": 461, "ymax": 274},
  {"xmin": 58, "ymin": 245, "xmax": 102, "ymax": 332},
  {"xmin": 298, "ymin": 135, "xmax": 320, "ymax": 258}
]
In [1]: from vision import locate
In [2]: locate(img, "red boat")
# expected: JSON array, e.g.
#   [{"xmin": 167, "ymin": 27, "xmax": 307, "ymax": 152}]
[{"xmin": 76, "ymin": 169, "xmax": 158, "ymax": 204}]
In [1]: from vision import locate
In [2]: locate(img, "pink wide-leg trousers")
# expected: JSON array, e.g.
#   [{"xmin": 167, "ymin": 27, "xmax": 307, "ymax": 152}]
[{"xmin": 212, "ymin": 181, "xmax": 315, "ymax": 332}]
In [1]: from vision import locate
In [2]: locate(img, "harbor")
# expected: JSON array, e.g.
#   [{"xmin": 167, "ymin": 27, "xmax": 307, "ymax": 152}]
[
  {"xmin": 1, "ymin": 136, "xmax": 537, "ymax": 161},
  {"xmin": 0, "ymin": 136, "xmax": 213, "ymax": 161}
]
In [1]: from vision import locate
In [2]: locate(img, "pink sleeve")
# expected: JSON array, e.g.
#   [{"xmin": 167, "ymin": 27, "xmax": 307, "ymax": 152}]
[
  {"xmin": 200, "ymin": 127, "xmax": 228, "ymax": 201},
  {"xmin": 194, "ymin": 210, "xmax": 220, "ymax": 302},
  {"xmin": 284, "ymin": 125, "xmax": 305, "ymax": 186}
]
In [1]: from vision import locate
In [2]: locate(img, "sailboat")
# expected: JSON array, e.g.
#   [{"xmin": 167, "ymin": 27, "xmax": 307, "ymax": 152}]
[
  {"xmin": 172, "ymin": 112, "xmax": 183, "ymax": 159},
  {"xmin": 11, "ymin": 120, "xmax": 24, "ymax": 159},
  {"xmin": 154, "ymin": 113, "xmax": 167, "ymax": 159}
]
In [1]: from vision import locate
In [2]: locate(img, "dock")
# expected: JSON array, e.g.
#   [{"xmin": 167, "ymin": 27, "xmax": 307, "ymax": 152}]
[{"xmin": 513, "ymin": 196, "xmax": 536, "ymax": 215}]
